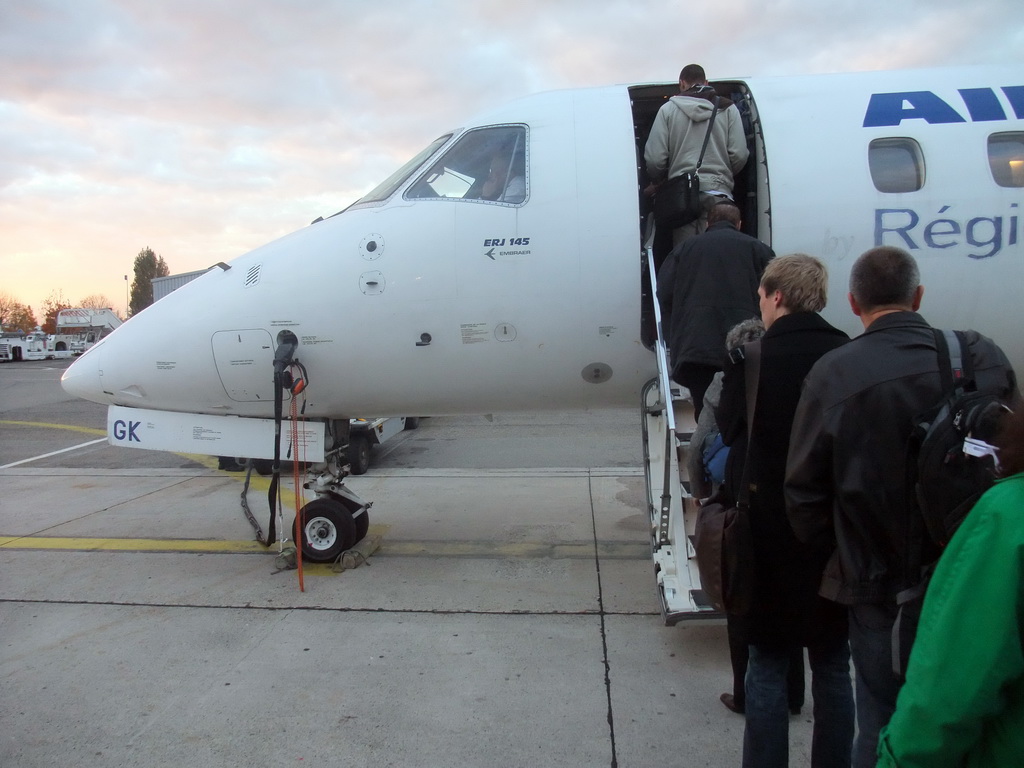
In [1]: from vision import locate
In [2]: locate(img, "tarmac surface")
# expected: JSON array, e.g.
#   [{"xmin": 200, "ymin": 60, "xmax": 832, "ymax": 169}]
[{"xmin": 0, "ymin": 358, "xmax": 815, "ymax": 767}]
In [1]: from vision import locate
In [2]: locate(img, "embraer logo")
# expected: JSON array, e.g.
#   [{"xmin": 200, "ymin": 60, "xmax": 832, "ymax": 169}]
[
  {"xmin": 863, "ymin": 86, "xmax": 1024, "ymax": 127},
  {"xmin": 482, "ymin": 236, "xmax": 532, "ymax": 261}
]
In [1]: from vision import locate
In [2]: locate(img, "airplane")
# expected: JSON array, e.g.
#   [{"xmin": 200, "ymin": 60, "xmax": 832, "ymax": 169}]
[{"xmin": 61, "ymin": 64, "xmax": 1024, "ymax": 621}]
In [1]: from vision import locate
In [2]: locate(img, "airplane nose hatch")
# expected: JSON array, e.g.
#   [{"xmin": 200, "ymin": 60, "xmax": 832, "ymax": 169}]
[{"xmin": 212, "ymin": 330, "xmax": 276, "ymax": 402}]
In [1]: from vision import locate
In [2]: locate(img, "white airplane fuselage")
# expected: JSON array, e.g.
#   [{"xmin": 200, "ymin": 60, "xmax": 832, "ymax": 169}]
[{"xmin": 63, "ymin": 66, "xmax": 1024, "ymax": 422}]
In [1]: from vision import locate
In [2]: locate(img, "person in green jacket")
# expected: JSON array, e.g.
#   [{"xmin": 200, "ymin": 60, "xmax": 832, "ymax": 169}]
[{"xmin": 876, "ymin": 405, "xmax": 1024, "ymax": 767}]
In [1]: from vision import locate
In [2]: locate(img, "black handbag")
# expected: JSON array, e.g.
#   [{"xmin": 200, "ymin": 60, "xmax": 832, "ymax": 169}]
[
  {"xmin": 653, "ymin": 98, "xmax": 720, "ymax": 230},
  {"xmin": 654, "ymin": 172, "xmax": 702, "ymax": 230},
  {"xmin": 693, "ymin": 340, "xmax": 760, "ymax": 615}
]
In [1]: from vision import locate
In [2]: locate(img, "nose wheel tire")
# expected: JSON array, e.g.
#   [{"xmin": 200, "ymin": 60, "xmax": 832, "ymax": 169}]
[
  {"xmin": 251, "ymin": 458, "xmax": 275, "ymax": 476},
  {"xmin": 353, "ymin": 507, "xmax": 370, "ymax": 543},
  {"xmin": 295, "ymin": 498, "xmax": 356, "ymax": 562}
]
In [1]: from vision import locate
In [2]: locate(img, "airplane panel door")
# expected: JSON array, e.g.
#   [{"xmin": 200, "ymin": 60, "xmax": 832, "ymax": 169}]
[{"xmin": 212, "ymin": 329, "xmax": 275, "ymax": 402}]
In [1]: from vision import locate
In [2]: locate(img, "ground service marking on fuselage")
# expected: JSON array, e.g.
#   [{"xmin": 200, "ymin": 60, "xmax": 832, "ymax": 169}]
[{"xmin": 112, "ymin": 419, "xmax": 142, "ymax": 442}]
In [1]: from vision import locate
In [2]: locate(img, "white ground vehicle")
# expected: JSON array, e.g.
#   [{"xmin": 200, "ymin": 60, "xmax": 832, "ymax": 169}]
[
  {"xmin": 0, "ymin": 330, "xmax": 51, "ymax": 362},
  {"xmin": 347, "ymin": 416, "xmax": 419, "ymax": 474}
]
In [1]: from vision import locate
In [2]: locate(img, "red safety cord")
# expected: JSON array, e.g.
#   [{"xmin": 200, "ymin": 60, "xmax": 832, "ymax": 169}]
[{"xmin": 290, "ymin": 392, "xmax": 305, "ymax": 591}]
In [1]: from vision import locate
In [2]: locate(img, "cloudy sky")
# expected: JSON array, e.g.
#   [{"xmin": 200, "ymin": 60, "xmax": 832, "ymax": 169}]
[{"xmin": 2, "ymin": 0, "xmax": 1022, "ymax": 318}]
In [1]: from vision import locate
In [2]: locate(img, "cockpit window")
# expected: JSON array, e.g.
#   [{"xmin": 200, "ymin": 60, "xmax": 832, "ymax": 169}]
[
  {"xmin": 405, "ymin": 125, "xmax": 528, "ymax": 204},
  {"xmin": 988, "ymin": 132, "xmax": 1024, "ymax": 188},
  {"xmin": 356, "ymin": 134, "xmax": 452, "ymax": 204},
  {"xmin": 868, "ymin": 138, "xmax": 925, "ymax": 193}
]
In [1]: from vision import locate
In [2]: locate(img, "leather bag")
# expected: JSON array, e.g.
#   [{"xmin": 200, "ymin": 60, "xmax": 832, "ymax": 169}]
[
  {"xmin": 694, "ymin": 494, "xmax": 755, "ymax": 614},
  {"xmin": 693, "ymin": 340, "xmax": 761, "ymax": 615},
  {"xmin": 654, "ymin": 172, "xmax": 702, "ymax": 230}
]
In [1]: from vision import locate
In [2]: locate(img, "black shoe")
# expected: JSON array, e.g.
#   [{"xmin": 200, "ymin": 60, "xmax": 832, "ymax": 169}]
[
  {"xmin": 789, "ymin": 706, "xmax": 802, "ymax": 716},
  {"xmin": 720, "ymin": 693, "xmax": 744, "ymax": 714}
]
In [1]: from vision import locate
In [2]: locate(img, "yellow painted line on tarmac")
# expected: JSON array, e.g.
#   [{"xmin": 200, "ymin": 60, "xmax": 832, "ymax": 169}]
[
  {"xmin": 0, "ymin": 536, "xmax": 271, "ymax": 553},
  {"xmin": 0, "ymin": 534, "xmax": 647, "ymax": 559},
  {"xmin": 183, "ymin": 454, "xmax": 305, "ymax": 505},
  {"xmin": 0, "ymin": 420, "xmax": 106, "ymax": 437},
  {"xmin": 2, "ymin": 422, "xmax": 311, "ymax": 512}
]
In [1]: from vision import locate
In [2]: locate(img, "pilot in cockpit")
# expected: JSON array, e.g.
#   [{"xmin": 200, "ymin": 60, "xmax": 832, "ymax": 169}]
[
  {"xmin": 480, "ymin": 143, "xmax": 526, "ymax": 203},
  {"xmin": 405, "ymin": 127, "xmax": 527, "ymax": 203}
]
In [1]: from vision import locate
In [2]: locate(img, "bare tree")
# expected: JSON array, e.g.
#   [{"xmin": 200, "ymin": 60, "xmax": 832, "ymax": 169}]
[
  {"xmin": 79, "ymin": 294, "xmax": 116, "ymax": 310},
  {"xmin": 0, "ymin": 292, "xmax": 18, "ymax": 331},
  {"xmin": 40, "ymin": 290, "xmax": 71, "ymax": 335}
]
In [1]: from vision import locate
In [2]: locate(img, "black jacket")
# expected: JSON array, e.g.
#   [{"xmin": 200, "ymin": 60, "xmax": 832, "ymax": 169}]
[
  {"xmin": 786, "ymin": 311, "xmax": 1019, "ymax": 605},
  {"xmin": 657, "ymin": 221, "xmax": 774, "ymax": 373},
  {"xmin": 716, "ymin": 311, "xmax": 850, "ymax": 647}
]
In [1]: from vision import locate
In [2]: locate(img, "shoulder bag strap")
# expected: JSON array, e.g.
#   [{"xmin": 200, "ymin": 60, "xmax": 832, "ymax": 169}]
[
  {"xmin": 736, "ymin": 339, "xmax": 761, "ymax": 507},
  {"xmin": 695, "ymin": 98, "xmax": 721, "ymax": 172}
]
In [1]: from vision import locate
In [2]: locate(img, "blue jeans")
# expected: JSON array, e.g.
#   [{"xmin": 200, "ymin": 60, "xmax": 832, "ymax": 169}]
[
  {"xmin": 742, "ymin": 638, "xmax": 854, "ymax": 768},
  {"xmin": 848, "ymin": 603, "xmax": 902, "ymax": 768}
]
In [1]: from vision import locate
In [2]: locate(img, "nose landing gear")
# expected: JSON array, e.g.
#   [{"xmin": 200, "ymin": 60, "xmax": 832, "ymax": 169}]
[
  {"xmin": 297, "ymin": 497, "xmax": 360, "ymax": 562},
  {"xmin": 295, "ymin": 443, "xmax": 372, "ymax": 563}
]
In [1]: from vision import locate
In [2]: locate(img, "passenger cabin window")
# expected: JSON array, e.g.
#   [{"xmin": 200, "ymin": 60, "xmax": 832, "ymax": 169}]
[
  {"xmin": 988, "ymin": 132, "xmax": 1024, "ymax": 188},
  {"xmin": 868, "ymin": 138, "xmax": 925, "ymax": 193},
  {"xmin": 406, "ymin": 125, "xmax": 527, "ymax": 204}
]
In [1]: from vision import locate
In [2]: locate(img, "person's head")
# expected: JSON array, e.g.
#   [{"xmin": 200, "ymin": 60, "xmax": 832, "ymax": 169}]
[
  {"xmin": 679, "ymin": 64, "xmax": 707, "ymax": 90},
  {"xmin": 482, "ymin": 144, "xmax": 515, "ymax": 199},
  {"xmin": 994, "ymin": 407, "xmax": 1024, "ymax": 478},
  {"xmin": 707, "ymin": 200, "xmax": 741, "ymax": 228},
  {"xmin": 758, "ymin": 253, "xmax": 829, "ymax": 328},
  {"xmin": 725, "ymin": 317, "xmax": 765, "ymax": 351},
  {"xmin": 848, "ymin": 246, "xmax": 923, "ymax": 325}
]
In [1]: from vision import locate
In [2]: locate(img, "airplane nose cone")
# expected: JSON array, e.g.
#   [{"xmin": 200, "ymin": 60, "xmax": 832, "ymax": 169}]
[{"xmin": 61, "ymin": 344, "xmax": 107, "ymax": 404}]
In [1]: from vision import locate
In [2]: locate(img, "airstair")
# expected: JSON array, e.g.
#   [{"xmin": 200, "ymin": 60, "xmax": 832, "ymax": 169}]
[{"xmin": 641, "ymin": 220, "xmax": 720, "ymax": 624}]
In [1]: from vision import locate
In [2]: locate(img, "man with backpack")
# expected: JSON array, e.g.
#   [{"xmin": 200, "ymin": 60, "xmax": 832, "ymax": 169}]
[{"xmin": 784, "ymin": 246, "xmax": 1019, "ymax": 768}]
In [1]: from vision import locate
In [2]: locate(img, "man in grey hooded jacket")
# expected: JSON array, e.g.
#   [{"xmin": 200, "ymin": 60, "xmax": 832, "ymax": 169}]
[{"xmin": 645, "ymin": 64, "xmax": 749, "ymax": 246}]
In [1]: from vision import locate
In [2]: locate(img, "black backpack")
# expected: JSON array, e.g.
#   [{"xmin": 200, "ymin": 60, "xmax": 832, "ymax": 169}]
[
  {"xmin": 910, "ymin": 329, "xmax": 1009, "ymax": 547},
  {"xmin": 894, "ymin": 328, "xmax": 1011, "ymax": 677}
]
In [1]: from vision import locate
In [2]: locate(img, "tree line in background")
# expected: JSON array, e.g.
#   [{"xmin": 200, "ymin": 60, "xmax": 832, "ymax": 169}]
[{"xmin": 0, "ymin": 247, "xmax": 170, "ymax": 335}]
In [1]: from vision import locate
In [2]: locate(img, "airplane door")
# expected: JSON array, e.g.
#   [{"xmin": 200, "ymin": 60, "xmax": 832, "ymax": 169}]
[{"xmin": 628, "ymin": 81, "xmax": 769, "ymax": 245}]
